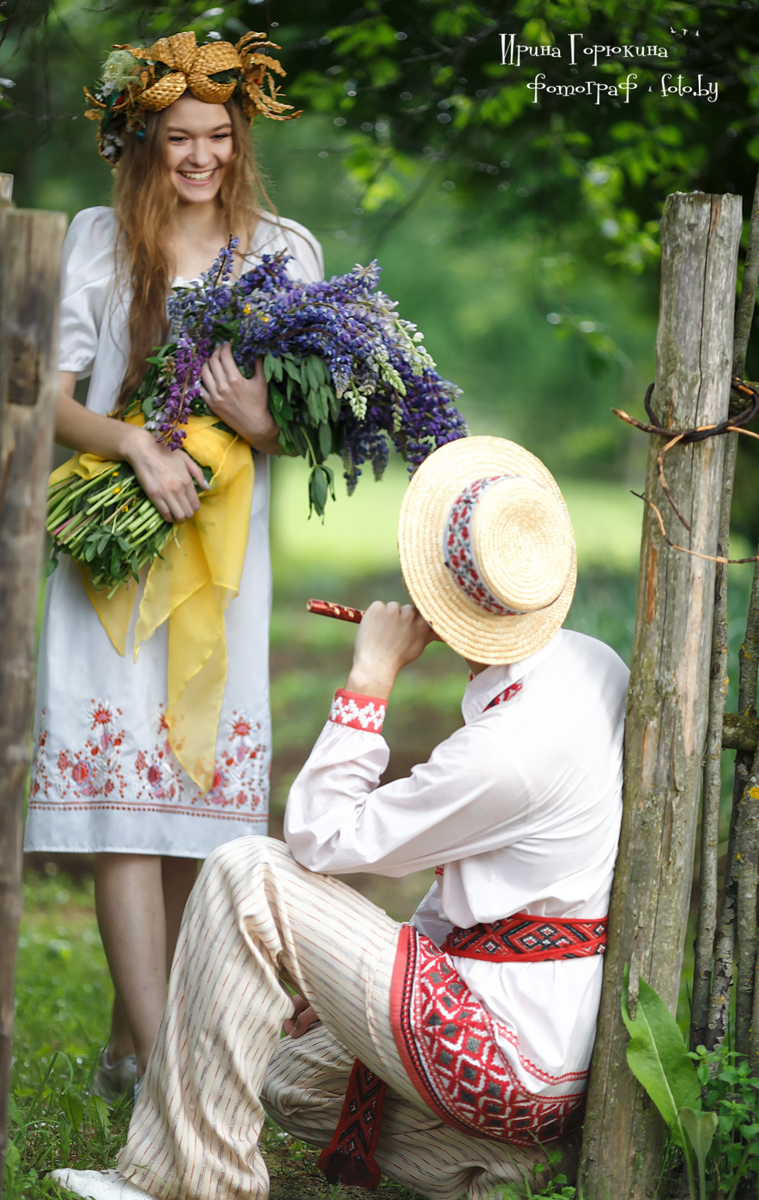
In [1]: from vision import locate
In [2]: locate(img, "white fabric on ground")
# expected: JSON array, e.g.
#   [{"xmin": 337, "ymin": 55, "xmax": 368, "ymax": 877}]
[
  {"xmin": 51, "ymin": 1168, "xmax": 152, "ymax": 1200},
  {"xmin": 25, "ymin": 209, "xmax": 323, "ymax": 857}
]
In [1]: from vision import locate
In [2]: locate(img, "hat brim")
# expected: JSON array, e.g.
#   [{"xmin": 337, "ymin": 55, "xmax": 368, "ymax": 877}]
[{"xmin": 398, "ymin": 436, "xmax": 577, "ymax": 664}]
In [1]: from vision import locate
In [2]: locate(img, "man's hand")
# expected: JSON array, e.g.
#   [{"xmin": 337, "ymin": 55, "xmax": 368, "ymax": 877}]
[
  {"xmin": 345, "ymin": 601, "xmax": 438, "ymax": 700},
  {"xmin": 283, "ymin": 993, "xmax": 320, "ymax": 1039},
  {"xmin": 200, "ymin": 344, "xmax": 281, "ymax": 455}
]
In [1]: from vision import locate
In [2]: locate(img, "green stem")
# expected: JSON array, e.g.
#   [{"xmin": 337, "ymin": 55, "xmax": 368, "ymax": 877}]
[
  {"xmin": 726, "ymin": 1139, "xmax": 753, "ymax": 1200},
  {"xmin": 682, "ymin": 1141, "xmax": 697, "ymax": 1200}
]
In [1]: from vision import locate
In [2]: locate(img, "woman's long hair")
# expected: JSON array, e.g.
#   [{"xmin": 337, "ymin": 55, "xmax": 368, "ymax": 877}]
[{"xmin": 112, "ymin": 100, "xmax": 270, "ymax": 414}]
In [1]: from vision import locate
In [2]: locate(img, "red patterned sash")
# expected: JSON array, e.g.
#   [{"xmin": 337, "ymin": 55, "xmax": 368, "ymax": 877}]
[{"xmin": 441, "ymin": 912, "xmax": 608, "ymax": 964}]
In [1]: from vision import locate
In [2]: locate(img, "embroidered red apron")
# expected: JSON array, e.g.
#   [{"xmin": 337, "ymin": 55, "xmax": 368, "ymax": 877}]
[{"xmin": 317, "ymin": 910, "xmax": 608, "ymax": 1190}]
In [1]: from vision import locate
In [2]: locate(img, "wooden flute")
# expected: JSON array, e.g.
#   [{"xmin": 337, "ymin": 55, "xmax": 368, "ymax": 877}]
[{"xmin": 306, "ymin": 598, "xmax": 365, "ymax": 624}]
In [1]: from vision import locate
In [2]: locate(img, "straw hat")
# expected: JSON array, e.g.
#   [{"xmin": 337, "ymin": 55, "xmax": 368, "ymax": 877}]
[{"xmin": 398, "ymin": 436, "xmax": 576, "ymax": 664}]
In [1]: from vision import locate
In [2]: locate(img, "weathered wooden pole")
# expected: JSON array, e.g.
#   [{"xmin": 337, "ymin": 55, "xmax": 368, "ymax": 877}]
[
  {"xmin": 690, "ymin": 165, "xmax": 759, "ymax": 1053},
  {"xmin": 579, "ymin": 192, "xmax": 742, "ymax": 1198},
  {"xmin": 0, "ymin": 176, "xmax": 12, "ymax": 203},
  {"xmin": 0, "ymin": 192, "xmax": 66, "ymax": 1195}
]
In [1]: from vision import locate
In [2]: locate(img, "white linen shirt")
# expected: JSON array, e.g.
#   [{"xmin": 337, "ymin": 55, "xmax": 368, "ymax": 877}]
[{"xmin": 285, "ymin": 628, "xmax": 629, "ymax": 1094}]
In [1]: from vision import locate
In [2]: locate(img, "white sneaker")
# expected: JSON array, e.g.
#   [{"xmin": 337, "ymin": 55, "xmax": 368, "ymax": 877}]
[
  {"xmin": 50, "ymin": 1168, "xmax": 152, "ymax": 1200},
  {"xmin": 92, "ymin": 1051, "xmax": 137, "ymax": 1102}
]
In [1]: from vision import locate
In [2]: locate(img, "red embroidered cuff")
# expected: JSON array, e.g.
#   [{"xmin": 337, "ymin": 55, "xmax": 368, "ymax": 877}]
[{"xmin": 329, "ymin": 689, "xmax": 387, "ymax": 733}]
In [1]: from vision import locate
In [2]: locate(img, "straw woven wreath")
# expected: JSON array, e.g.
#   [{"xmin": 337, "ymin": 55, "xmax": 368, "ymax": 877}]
[{"xmin": 398, "ymin": 436, "xmax": 577, "ymax": 664}]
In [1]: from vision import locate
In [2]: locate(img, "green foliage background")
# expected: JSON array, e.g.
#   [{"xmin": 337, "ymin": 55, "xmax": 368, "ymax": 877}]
[{"xmin": 4, "ymin": 0, "xmax": 759, "ymax": 526}]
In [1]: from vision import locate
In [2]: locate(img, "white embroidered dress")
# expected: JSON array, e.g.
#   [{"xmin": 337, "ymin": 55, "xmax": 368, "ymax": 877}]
[
  {"xmin": 285, "ymin": 629, "xmax": 629, "ymax": 1106},
  {"xmin": 25, "ymin": 206, "xmax": 323, "ymax": 858}
]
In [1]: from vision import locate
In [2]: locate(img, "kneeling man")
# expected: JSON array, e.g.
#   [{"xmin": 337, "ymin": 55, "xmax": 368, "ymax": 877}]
[{"xmin": 55, "ymin": 436, "xmax": 628, "ymax": 1200}]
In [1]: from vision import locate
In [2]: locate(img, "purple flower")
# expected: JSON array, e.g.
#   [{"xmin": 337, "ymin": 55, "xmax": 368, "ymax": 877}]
[{"xmin": 138, "ymin": 244, "xmax": 467, "ymax": 493}]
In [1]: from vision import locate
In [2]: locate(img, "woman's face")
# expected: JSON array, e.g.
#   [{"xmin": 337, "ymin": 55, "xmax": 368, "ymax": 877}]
[{"xmin": 164, "ymin": 95, "xmax": 234, "ymax": 204}]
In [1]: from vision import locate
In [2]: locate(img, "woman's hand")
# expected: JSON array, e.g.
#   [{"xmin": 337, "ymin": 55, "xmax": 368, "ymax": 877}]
[
  {"xmin": 283, "ymin": 994, "xmax": 320, "ymax": 1039},
  {"xmin": 123, "ymin": 425, "xmax": 208, "ymax": 523},
  {"xmin": 200, "ymin": 344, "xmax": 281, "ymax": 455},
  {"xmin": 346, "ymin": 601, "xmax": 439, "ymax": 700}
]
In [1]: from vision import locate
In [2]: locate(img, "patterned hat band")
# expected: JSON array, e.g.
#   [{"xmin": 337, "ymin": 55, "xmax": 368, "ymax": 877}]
[{"xmin": 442, "ymin": 475, "xmax": 573, "ymax": 617}]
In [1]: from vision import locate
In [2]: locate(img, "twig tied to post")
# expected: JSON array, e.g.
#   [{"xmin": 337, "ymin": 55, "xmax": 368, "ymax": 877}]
[{"xmin": 616, "ymin": 377, "xmax": 759, "ymax": 565}]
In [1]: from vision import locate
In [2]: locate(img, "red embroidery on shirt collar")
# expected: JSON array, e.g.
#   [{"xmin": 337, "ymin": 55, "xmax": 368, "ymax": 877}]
[{"xmin": 485, "ymin": 680, "xmax": 523, "ymax": 710}]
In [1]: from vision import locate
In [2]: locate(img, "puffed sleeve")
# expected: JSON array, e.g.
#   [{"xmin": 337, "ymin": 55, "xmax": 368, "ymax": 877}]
[
  {"xmin": 279, "ymin": 217, "xmax": 324, "ymax": 283},
  {"xmin": 58, "ymin": 207, "xmax": 119, "ymax": 379},
  {"xmin": 253, "ymin": 214, "xmax": 324, "ymax": 284}
]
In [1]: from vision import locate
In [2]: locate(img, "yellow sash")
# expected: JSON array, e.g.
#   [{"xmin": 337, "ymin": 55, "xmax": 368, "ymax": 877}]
[{"xmin": 49, "ymin": 413, "xmax": 254, "ymax": 794}]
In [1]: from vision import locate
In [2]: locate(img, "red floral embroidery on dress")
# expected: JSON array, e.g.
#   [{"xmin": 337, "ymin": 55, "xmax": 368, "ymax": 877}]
[
  {"xmin": 202, "ymin": 711, "xmax": 267, "ymax": 811},
  {"xmin": 29, "ymin": 704, "xmax": 268, "ymax": 817},
  {"xmin": 29, "ymin": 701, "xmax": 127, "ymax": 802},
  {"xmin": 132, "ymin": 710, "xmax": 185, "ymax": 805},
  {"xmin": 443, "ymin": 477, "xmax": 520, "ymax": 615}
]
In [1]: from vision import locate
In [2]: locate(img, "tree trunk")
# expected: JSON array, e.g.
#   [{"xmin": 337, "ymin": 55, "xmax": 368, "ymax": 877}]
[
  {"xmin": 722, "ymin": 713, "xmax": 759, "ymax": 752},
  {"xmin": 690, "ymin": 164, "xmax": 759, "ymax": 1052},
  {"xmin": 579, "ymin": 192, "xmax": 742, "ymax": 1198},
  {"xmin": 0, "ymin": 200, "xmax": 66, "ymax": 1195}
]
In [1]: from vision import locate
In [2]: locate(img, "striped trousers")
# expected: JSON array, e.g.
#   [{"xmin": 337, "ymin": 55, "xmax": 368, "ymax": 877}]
[{"xmin": 118, "ymin": 837, "xmax": 574, "ymax": 1200}]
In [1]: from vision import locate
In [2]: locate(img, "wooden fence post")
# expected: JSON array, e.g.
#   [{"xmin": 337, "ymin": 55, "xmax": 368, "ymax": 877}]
[
  {"xmin": 579, "ymin": 192, "xmax": 743, "ymax": 1197},
  {"xmin": 0, "ymin": 195, "xmax": 66, "ymax": 1195}
]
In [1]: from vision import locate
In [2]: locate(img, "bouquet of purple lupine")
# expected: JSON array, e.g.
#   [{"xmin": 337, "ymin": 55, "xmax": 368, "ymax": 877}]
[{"xmin": 46, "ymin": 240, "xmax": 467, "ymax": 593}]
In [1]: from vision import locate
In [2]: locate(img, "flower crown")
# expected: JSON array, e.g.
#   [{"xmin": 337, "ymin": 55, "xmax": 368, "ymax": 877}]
[{"xmin": 84, "ymin": 30, "xmax": 302, "ymax": 164}]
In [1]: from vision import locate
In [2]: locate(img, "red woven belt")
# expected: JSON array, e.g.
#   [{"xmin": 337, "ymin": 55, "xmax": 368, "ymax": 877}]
[{"xmin": 441, "ymin": 912, "xmax": 608, "ymax": 963}]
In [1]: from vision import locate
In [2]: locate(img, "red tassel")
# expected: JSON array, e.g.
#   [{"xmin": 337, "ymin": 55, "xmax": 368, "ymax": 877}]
[{"xmin": 316, "ymin": 1058, "xmax": 387, "ymax": 1192}]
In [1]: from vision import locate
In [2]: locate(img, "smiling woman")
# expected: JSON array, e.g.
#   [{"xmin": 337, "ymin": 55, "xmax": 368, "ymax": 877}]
[
  {"xmin": 23, "ymin": 29, "xmax": 321, "ymax": 1101},
  {"xmin": 165, "ymin": 108, "xmax": 235, "ymax": 197}
]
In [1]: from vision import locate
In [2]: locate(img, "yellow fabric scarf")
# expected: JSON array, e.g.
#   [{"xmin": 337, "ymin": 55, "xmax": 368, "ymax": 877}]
[{"xmin": 49, "ymin": 413, "xmax": 254, "ymax": 793}]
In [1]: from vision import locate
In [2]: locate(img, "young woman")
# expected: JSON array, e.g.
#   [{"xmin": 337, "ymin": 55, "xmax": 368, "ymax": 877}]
[{"xmin": 23, "ymin": 31, "xmax": 323, "ymax": 1097}]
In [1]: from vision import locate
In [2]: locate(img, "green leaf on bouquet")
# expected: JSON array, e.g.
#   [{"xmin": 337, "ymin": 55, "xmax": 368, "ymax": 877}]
[
  {"xmin": 620, "ymin": 963, "xmax": 701, "ymax": 1151},
  {"xmin": 305, "ymin": 384, "xmax": 329, "ymax": 427},
  {"xmin": 318, "ymin": 422, "xmax": 333, "ymax": 460},
  {"xmin": 263, "ymin": 353, "xmax": 283, "ymax": 383},
  {"xmin": 308, "ymin": 463, "xmax": 335, "ymax": 517},
  {"xmin": 284, "ymin": 356, "xmax": 302, "ymax": 383},
  {"xmin": 290, "ymin": 425, "xmax": 310, "ymax": 459},
  {"xmin": 214, "ymin": 320, "xmax": 238, "ymax": 341},
  {"xmin": 145, "ymin": 342, "xmax": 176, "ymax": 365},
  {"xmin": 304, "ymin": 354, "xmax": 327, "ymax": 394},
  {"xmin": 326, "ymin": 384, "xmax": 341, "ymax": 422},
  {"xmin": 268, "ymin": 384, "xmax": 292, "ymax": 428},
  {"xmin": 310, "ymin": 355, "xmax": 329, "ymax": 385}
]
